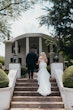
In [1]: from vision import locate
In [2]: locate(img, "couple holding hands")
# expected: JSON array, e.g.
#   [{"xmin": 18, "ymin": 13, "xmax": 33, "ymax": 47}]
[{"xmin": 26, "ymin": 47, "xmax": 51, "ymax": 96}]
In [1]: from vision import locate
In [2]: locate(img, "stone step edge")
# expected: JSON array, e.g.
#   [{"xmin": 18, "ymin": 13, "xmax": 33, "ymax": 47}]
[
  {"xmin": 12, "ymin": 98, "xmax": 62, "ymax": 102},
  {"xmin": 12, "ymin": 96, "xmax": 62, "ymax": 101},
  {"xmin": 11, "ymin": 101, "xmax": 64, "ymax": 104},
  {"xmin": 15, "ymin": 86, "xmax": 58, "ymax": 88},
  {"xmin": 12, "ymin": 96, "xmax": 62, "ymax": 98},
  {"xmin": 10, "ymin": 108, "xmax": 65, "ymax": 110},
  {"xmin": 14, "ymin": 91, "xmax": 59, "ymax": 93},
  {"xmin": 17, "ymin": 78, "xmax": 56, "ymax": 80}
]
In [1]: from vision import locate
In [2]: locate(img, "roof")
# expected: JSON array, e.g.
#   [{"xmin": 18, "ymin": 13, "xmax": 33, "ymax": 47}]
[{"xmin": 5, "ymin": 33, "xmax": 52, "ymax": 43}]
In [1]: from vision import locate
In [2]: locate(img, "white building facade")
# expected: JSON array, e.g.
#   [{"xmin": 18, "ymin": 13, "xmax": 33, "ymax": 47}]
[{"xmin": 5, "ymin": 33, "xmax": 54, "ymax": 70}]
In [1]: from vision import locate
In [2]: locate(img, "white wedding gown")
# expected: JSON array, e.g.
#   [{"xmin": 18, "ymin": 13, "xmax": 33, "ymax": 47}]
[{"xmin": 37, "ymin": 60, "xmax": 51, "ymax": 96}]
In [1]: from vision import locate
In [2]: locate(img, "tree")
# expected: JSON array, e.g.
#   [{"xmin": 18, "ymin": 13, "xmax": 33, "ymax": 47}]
[
  {"xmin": 39, "ymin": 0, "xmax": 73, "ymax": 37},
  {"xmin": 39, "ymin": 0, "xmax": 73, "ymax": 58},
  {"xmin": 0, "ymin": 0, "xmax": 37, "ymax": 41}
]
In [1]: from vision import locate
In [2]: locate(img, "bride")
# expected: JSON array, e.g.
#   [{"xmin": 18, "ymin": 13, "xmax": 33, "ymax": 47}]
[{"xmin": 37, "ymin": 52, "xmax": 51, "ymax": 96}]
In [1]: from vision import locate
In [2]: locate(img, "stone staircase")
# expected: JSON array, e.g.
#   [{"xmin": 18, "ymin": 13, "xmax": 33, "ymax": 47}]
[{"xmin": 10, "ymin": 74, "xmax": 65, "ymax": 110}]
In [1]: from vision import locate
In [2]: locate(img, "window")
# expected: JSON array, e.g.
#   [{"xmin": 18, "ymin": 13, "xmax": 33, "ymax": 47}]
[
  {"xmin": 10, "ymin": 57, "xmax": 22, "ymax": 64},
  {"xmin": 18, "ymin": 58, "xmax": 22, "ymax": 64},
  {"xmin": 12, "ymin": 44, "xmax": 15, "ymax": 53},
  {"xmin": 18, "ymin": 45, "xmax": 21, "ymax": 53},
  {"xmin": 12, "ymin": 44, "xmax": 21, "ymax": 53},
  {"xmin": 10, "ymin": 58, "xmax": 13, "ymax": 63}
]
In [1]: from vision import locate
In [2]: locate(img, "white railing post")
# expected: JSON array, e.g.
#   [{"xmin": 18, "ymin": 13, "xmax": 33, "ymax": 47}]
[
  {"xmin": 51, "ymin": 63, "xmax": 63, "ymax": 78},
  {"xmin": 9, "ymin": 63, "xmax": 21, "ymax": 78}
]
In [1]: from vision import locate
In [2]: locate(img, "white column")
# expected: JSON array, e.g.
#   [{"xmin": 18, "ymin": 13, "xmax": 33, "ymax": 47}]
[
  {"xmin": 39, "ymin": 37, "xmax": 42, "ymax": 54},
  {"xmin": 26, "ymin": 37, "xmax": 29, "ymax": 55},
  {"xmin": 15, "ymin": 41, "xmax": 18, "ymax": 63}
]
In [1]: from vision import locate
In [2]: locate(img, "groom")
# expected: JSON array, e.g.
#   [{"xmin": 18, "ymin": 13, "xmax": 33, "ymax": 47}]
[{"xmin": 26, "ymin": 47, "xmax": 37, "ymax": 79}]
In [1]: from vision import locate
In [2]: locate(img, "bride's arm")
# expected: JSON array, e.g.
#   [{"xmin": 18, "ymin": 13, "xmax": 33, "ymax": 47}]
[
  {"xmin": 44, "ymin": 57, "xmax": 48, "ymax": 64},
  {"xmin": 38, "ymin": 56, "xmax": 42, "ymax": 64}
]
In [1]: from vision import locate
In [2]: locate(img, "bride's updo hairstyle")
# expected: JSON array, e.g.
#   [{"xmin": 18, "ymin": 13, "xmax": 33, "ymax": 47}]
[{"xmin": 39, "ymin": 52, "xmax": 48, "ymax": 63}]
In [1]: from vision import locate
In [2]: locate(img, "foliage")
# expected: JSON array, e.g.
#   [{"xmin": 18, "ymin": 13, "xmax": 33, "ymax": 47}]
[
  {"xmin": 70, "ymin": 59, "xmax": 73, "ymax": 65},
  {"xmin": 64, "ymin": 55, "xmax": 73, "ymax": 67},
  {"xmin": 47, "ymin": 65, "xmax": 51, "ymax": 73},
  {"xmin": 0, "ymin": 63, "xmax": 2, "ymax": 68},
  {"xmin": 0, "ymin": 56, "xmax": 5, "ymax": 65},
  {"xmin": 4, "ymin": 70, "xmax": 9, "ymax": 75},
  {"xmin": 0, "ymin": 0, "xmax": 37, "ymax": 41},
  {"xmin": 0, "ymin": 69, "xmax": 9, "ymax": 88},
  {"xmin": 39, "ymin": 0, "xmax": 73, "ymax": 38},
  {"xmin": 59, "ymin": 37, "xmax": 73, "ymax": 59},
  {"xmin": 21, "ymin": 66, "xmax": 28, "ymax": 77},
  {"xmin": 62, "ymin": 65, "xmax": 73, "ymax": 88},
  {"xmin": 45, "ymin": 36, "xmax": 55, "ymax": 45},
  {"xmin": 45, "ymin": 36, "xmax": 60, "ymax": 52},
  {"xmin": 39, "ymin": 0, "xmax": 73, "ymax": 58}
]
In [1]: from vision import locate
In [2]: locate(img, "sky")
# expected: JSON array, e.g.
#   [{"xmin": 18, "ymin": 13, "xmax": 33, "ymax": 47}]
[{"xmin": 0, "ymin": 2, "xmax": 53, "ymax": 56}]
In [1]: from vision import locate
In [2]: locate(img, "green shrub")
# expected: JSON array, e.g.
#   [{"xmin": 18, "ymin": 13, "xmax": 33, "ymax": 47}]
[
  {"xmin": 62, "ymin": 65, "xmax": 73, "ymax": 88},
  {"xmin": 4, "ymin": 70, "xmax": 9, "ymax": 75},
  {"xmin": 0, "ymin": 56, "xmax": 5, "ymax": 65},
  {"xmin": 0, "ymin": 63, "xmax": 2, "ymax": 68},
  {"xmin": 47, "ymin": 65, "xmax": 51, "ymax": 73},
  {"xmin": 21, "ymin": 66, "xmax": 28, "ymax": 77},
  {"xmin": 0, "ymin": 69, "xmax": 9, "ymax": 88}
]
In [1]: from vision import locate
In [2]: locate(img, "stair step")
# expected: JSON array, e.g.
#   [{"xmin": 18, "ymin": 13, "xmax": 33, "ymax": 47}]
[
  {"xmin": 15, "ymin": 82, "xmax": 57, "ymax": 86},
  {"xmin": 10, "ymin": 108, "xmax": 65, "ymax": 110},
  {"xmin": 12, "ymin": 96, "xmax": 62, "ymax": 102},
  {"xmin": 17, "ymin": 78, "xmax": 56, "ymax": 82},
  {"xmin": 15, "ymin": 86, "xmax": 59, "ymax": 91},
  {"xmin": 10, "ymin": 77, "xmax": 65, "ymax": 109},
  {"xmin": 11, "ymin": 101, "xmax": 64, "ymax": 108},
  {"xmin": 13, "ymin": 91, "xmax": 60, "ymax": 96},
  {"xmin": 17, "ymin": 79, "xmax": 38, "ymax": 82}
]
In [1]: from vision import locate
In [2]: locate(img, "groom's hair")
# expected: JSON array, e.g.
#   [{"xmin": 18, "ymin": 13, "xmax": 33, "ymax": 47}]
[
  {"xmin": 30, "ymin": 47, "xmax": 35, "ymax": 52},
  {"xmin": 31, "ymin": 46, "xmax": 34, "ymax": 49}
]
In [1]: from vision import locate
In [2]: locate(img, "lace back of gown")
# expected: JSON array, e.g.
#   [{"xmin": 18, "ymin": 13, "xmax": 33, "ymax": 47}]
[{"xmin": 37, "ymin": 60, "xmax": 51, "ymax": 96}]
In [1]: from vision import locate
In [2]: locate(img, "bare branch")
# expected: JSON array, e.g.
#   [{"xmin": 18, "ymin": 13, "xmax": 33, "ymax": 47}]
[{"xmin": 0, "ymin": 1, "xmax": 26, "ymax": 11}]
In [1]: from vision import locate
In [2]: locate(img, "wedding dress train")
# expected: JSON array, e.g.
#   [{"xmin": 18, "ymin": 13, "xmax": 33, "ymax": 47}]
[{"xmin": 37, "ymin": 60, "xmax": 51, "ymax": 96}]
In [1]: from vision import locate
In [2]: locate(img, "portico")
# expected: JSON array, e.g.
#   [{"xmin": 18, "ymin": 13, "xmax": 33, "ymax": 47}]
[{"xmin": 5, "ymin": 33, "xmax": 53, "ymax": 70}]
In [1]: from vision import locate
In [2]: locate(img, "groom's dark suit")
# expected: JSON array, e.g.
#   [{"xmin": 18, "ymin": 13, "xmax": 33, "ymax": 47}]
[{"xmin": 26, "ymin": 50, "xmax": 37, "ymax": 79}]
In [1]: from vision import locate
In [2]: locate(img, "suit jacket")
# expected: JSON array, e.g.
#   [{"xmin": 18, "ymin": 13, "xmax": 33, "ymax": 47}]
[{"xmin": 26, "ymin": 52, "xmax": 37, "ymax": 67}]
